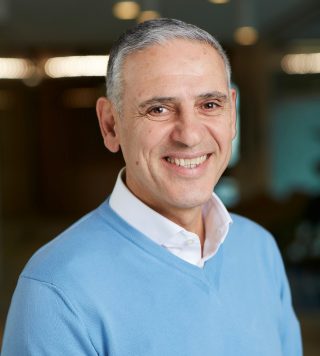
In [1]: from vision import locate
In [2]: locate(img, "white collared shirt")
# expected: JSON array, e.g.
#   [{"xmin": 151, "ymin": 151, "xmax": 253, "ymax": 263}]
[{"xmin": 109, "ymin": 169, "xmax": 232, "ymax": 268}]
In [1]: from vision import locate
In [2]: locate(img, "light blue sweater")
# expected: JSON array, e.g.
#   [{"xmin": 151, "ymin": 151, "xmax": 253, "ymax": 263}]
[{"xmin": 1, "ymin": 199, "xmax": 302, "ymax": 355}]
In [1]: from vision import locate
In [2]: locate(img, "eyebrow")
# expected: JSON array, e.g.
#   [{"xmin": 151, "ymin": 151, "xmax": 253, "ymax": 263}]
[
  {"xmin": 138, "ymin": 91, "xmax": 228, "ymax": 109},
  {"xmin": 138, "ymin": 97, "xmax": 177, "ymax": 109},
  {"xmin": 197, "ymin": 91, "xmax": 228, "ymax": 101}
]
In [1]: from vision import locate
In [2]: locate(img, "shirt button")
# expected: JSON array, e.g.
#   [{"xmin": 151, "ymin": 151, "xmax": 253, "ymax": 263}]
[{"xmin": 186, "ymin": 239, "xmax": 194, "ymax": 245}]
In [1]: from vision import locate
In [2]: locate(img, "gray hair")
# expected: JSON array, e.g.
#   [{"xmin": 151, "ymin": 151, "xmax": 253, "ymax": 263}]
[{"xmin": 106, "ymin": 18, "xmax": 231, "ymax": 111}]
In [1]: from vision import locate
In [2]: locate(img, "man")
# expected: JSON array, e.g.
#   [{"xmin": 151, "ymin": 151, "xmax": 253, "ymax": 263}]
[{"xmin": 1, "ymin": 18, "xmax": 302, "ymax": 355}]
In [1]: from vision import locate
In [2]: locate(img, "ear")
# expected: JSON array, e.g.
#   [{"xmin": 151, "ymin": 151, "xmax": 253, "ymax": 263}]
[
  {"xmin": 96, "ymin": 97, "xmax": 120, "ymax": 153},
  {"xmin": 230, "ymin": 88, "xmax": 237, "ymax": 139}
]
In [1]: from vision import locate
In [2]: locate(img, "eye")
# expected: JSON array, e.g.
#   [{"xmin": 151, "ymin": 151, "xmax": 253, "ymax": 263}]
[
  {"xmin": 200, "ymin": 100, "xmax": 226, "ymax": 116},
  {"xmin": 146, "ymin": 105, "xmax": 171, "ymax": 119},
  {"xmin": 142, "ymin": 103, "xmax": 173, "ymax": 121},
  {"xmin": 202, "ymin": 101, "xmax": 219, "ymax": 110},
  {"xmin": 149, "ymin": 106, "xmax": 167, "ymax": 115}
]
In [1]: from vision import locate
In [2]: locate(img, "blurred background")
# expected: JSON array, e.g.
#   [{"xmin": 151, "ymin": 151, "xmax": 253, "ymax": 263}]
[{"xmin": 0, "ymin": 0, "xmax": 319, "ymax": 353}]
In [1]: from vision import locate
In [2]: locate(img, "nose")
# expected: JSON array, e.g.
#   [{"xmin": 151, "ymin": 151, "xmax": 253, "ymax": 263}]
[{"xmin": 170, "ymin": 106, "xmax": 204, "ymax": 147}]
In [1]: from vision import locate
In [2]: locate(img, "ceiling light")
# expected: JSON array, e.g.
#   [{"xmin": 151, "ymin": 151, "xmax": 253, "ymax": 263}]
[
  {"xmin": 281, "ymin": 53, "xmax": 320, "ymax": 74},
  {"xmin": 44, "ymin": 55, "xmax": 109, "ymax": 78},
  {"xmin": 137, "ymin": 10, "xmax": 160, "ymax": 23},
  {"xmin": 208, "ymin": 0, "xmax": 229, "ymax": 4},
  {"xmin": 0, "ymin": 58, "xmax": 34, "ymax": 79},
  {"xmin": 113, "ymin": 1, "xmax": 140, "ymax": 20},
  {"xmin": 234, "ymin": 26, "xmax": 258, "ymax": 46}
]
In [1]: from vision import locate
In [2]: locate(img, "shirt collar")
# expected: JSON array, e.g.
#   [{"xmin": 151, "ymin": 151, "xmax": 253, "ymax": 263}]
[
  {"xmin": 109, "ymin": 168, "xmax": 232, "ymax": 265},
  {"xmin": 109, "ymin": 168, "xmax": 183, "ymax": 246}
]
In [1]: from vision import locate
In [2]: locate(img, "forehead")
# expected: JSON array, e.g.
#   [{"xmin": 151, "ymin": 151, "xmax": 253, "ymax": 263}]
[{"xmin": 122, "ymin": 39, "xmax": 228, "ymax": 95}]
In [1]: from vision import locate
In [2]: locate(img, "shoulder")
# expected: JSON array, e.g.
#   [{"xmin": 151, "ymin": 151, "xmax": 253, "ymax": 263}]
[
  {"xmin": 229, "ymin": 213, "xmax": 275, "ymax": 243},
  {"xmin": 21, "ymin": 199, "xmax": 127, "ymax": 286},
  {"xmin": 230, "ymin": 213, "xmax": 270, "ymax": 235},
  {"xmin": 223, "ymin": 214, "xmax": 289, "ymax": 293},
  {"xmin": 226, "ymin": 213, "xmax": 282, "ymax": 264}
]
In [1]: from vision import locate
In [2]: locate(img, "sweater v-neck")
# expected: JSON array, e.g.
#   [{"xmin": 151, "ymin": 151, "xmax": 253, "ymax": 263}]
[{"xmin": 97, "ymin": 199, "xmax": 225, "ymax": 293}]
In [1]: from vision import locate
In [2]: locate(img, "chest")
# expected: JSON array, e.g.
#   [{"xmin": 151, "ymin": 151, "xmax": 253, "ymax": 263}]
[{"xmin": 83, "ymin": 262, "xmax": 283, "ymax": 356}]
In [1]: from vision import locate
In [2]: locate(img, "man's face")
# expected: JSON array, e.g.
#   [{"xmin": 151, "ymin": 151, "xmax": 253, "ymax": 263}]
[{"xmin": 108, "ymin": 39, "xmax": 236, "ymax": 220}]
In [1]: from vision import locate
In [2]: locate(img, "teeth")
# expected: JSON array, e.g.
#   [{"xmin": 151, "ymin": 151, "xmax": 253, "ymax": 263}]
[{"xmin": 166, "ymin": 155, "xmax": 207, "ymax": 168}]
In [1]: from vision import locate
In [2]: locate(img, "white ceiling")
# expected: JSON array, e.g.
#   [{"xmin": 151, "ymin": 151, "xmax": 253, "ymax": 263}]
[{"xmin": 0, "ymin": 0, "xmax": 319, "ymax": 53}]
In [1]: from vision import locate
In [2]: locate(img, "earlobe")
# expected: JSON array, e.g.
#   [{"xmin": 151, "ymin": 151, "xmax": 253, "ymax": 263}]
[{"xmin": 96, "ymin": 97, "xmax": 120, "ymax": 153}]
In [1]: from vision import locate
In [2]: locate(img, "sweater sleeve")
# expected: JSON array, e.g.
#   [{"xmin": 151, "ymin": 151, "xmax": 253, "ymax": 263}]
[
  {"xmin": 271, "ymin": 238, "xmax": 303, "ymax": 356},
  {"xmin": 1, "ymin": 276, "xmax": 98, "ymax": 356}
]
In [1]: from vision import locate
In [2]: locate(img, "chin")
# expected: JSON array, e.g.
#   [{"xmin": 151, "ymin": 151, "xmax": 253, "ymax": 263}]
[{"xmin": 167, "ymin": 190, "xmax": 213, "ymax": 210}]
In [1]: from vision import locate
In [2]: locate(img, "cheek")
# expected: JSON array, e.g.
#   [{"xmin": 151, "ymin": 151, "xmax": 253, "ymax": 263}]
[
  {"xmin": 121, "ymin": 131, "xmax": 153, "ymax": 166},
  {"xmin": 209, "ymin": 118, "xmax": 234, "ymax": 140},
  {"xmin": 138, "ymin": 125, "xmax": 168, "ymax": 150},
  {"xmin": 205, "ymin": 123, "xmax": 224, "ymax": 143},
  {"xmin": 121, "ymin": 121, "xmax": 171, "ymax": 165}
]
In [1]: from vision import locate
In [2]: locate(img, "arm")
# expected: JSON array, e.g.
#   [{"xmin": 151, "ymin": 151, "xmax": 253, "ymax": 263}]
[
  {"xmin": 1, "ymin": 276, "xmax": 98, "ymax": 355},
  {"xmin": 272, "ymin": 240, "xmax": 303, "ymax": 356}
]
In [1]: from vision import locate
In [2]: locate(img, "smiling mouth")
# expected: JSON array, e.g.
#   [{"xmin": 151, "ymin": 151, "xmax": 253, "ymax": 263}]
[{"xmin": 165, "ymin": 154, "xmax": 209, "ymax": 169}]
